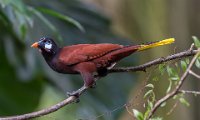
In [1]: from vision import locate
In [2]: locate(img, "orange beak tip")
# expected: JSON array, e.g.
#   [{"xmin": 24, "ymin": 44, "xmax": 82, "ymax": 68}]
[{"xmin": 31, "ymin": 42, "xmax": 39, "ymax": 48}]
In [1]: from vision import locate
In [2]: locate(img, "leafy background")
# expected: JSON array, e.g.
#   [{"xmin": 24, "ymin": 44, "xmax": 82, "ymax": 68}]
[{"xmin": 0, "ymin": 0, "xmax": 200, "ymax": 120}]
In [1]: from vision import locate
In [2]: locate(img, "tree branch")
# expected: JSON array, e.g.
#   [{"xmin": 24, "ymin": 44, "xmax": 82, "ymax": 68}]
[
  {"xmin": 189, "ymin": 70, "xmax": 200, "ymax": 79},
  {"xmin": 179, "ymin": 90, "xmax": 200, "ymax": 95},
  {"xmin": 109, "ymin": 49, "xmax": 198, "ymax": 73},
  {"xmin": 0, "ymin": 49, "xmax": 198, "ymax": 120},
  {"xmin": 147, "ymin": 49, "xmax": 200, "ymax": 119},
  {"xmin": 0, "ymin": 96, "xmax": 77, "ymax": 120}
]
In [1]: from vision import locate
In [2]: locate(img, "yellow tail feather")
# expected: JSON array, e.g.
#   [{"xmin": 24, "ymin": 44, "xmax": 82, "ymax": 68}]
[{"xmin": 137, "ymin": 38, "xmax": 175, "ymax": 51}]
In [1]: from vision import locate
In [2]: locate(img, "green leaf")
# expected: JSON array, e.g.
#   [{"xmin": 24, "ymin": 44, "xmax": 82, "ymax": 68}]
[
  {"xmin": 147, "ymin": 100, "xmax": 153, "ymax": 109},
  {"xmin": 185, "ymin": 58, "xmax": 190, "ymax": 64},
  {"xmin": 160, "ymin": 102, "xmax": 166, "ymax": 107},
  {"xmin": 192, "ymin": 36, "xmax": 200, "ymax": 48},
  {"xmin": 167, "ymin": 66, "xmax": 173, "ymax": 76},
  {"xmin": 173, "ymin": 95, "xmax": 178, "ymax": 99},
  {"xmin": 144, "ymin": 100, "xmax": 154, "ymax": 119},
  {"xmin": 133, "ymin": 109, "xmax": 144, "ymax": 120},
  {"xmin": 175, "ymin": 62, "xmax": 181, "ymax": 73},
  {"xmin": 179, "ymin": 98, "xmax": 190, "ymax": 107},
  {"xmin": 180, "ymin": 60, "xmax": 187, "ymax": 71},
  {"xmin": 145, "ymin": 84, "xmax": 154, "ymax": 88},
  {"xmin": 151, "ymin": 117, "xmax": 163, "ymax": 120},
  {"xmin": 38, "ymin": 8, "xmax": 85, "ymax": 32},
  {"xmin": 170, "ymin": 75, "xmax": 180, "ymax": 81},
  {"xmin": 167, "ymin": 66, "xmax": 179, "ymax": 81},
  {"xmin": 144, "ymin": 90, "xmax": 153, "ymax": 98},
  {"xmin": 195, "ymin": 58, "xmax": 200, "ymax": 69},
  {"xmin": 166, "ymin": 66, "xmax": 171, "ymax": 76},
  {"xmin": 166, "ymin": 79, "xmax": 172, "ymax": 93}
]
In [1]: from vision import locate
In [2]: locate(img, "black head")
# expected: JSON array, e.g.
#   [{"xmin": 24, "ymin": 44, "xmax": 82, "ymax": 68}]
[{"xmin": 31, "ymin": 37, "xmax": 58, "ymax": 55}]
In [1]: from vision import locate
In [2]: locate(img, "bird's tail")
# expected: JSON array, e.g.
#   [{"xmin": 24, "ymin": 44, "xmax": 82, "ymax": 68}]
[
  {"xmin": 137, "ymin": 38, "xmax": 175, "ymax": 51},
  {"xmin": 97, "ymin": 38, "xmax": 175, "ymax": 67}
]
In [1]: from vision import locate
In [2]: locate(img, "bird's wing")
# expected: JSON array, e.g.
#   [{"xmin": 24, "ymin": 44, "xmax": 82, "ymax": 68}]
[{"xmin": 58, "ymin": 44, "xmax": 123, "ymax": 65}]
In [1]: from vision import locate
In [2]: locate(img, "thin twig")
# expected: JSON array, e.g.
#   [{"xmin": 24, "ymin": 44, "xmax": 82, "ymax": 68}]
[
  {"xmin": 189, "ymin": 70, "xmax": 200, "ymax": 79},
  {"xmin": 147, "ymin": 49, "xmax": 200, "ymax": 119},
  {"xmin": 166, "ymin": 101, "xmax": 178, "ymax": 116},
  {"xmin": 179, "ymin": 90, "xmax": 200, "ymax": 95},
  {"xmin": 125, "ymin": 105, "xmax": 134, "ymax": 117},
  {"xmin": 0, "ymin": 49, "xmax": 198, "ymax": 120}
]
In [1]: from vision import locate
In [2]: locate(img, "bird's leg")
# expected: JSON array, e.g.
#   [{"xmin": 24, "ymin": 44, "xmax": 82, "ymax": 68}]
[
  {"xmin": 67, "ymin": 72, "xmax": 95, "ymax": 97},
  {"xmin": 67, "ymin": 62, "xmax": 96, "ymax": 101}
]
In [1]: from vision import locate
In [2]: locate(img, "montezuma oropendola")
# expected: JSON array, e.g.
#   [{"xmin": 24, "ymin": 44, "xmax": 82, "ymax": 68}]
[{"xmin": 31, "ymin": 37, "xmax": 174, "ymax": 98}]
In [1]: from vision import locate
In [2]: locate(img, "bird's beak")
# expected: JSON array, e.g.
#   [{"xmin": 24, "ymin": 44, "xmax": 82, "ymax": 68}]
[{"xmin": 31, "ymin": 42, "xmax": 39, "ymax": 48}]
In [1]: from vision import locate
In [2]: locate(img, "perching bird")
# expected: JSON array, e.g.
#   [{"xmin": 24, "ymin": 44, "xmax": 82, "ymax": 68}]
[{"xmin": 31, "ymin": 37, "xmax": 174, "ymax": 97}]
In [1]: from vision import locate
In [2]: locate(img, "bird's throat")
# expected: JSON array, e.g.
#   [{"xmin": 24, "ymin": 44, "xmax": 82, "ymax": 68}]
[{"xmin": 41, "ymin": 48, "xmax": 59, "ymax": 62}]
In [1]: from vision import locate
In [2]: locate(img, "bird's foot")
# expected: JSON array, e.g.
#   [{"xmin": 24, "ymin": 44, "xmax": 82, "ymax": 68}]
[
  {"xmin": 66, "ymin": 86, "xmax": 88, "ymax": 103},
  {"xmin": 67, "ymin": 91, "xmax": 80, "ymax": 103},
  {"xmin": 90, "ymin": 82, "xmax": 96, "ymax": 89},
  {"xmin": 67, "ymin": 91, "xmax": 79, "ymax": 97}
]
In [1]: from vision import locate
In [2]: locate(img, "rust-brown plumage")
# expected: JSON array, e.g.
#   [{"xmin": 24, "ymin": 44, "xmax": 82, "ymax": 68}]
[{"xmin": 31, "ymin": 37, "xmax": 174, "ymax": 97}]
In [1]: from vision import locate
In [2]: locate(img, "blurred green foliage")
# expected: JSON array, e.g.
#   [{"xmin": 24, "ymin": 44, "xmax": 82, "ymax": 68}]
[{"xmin": 0, "ymin": 0, "xmax": 137, "ymax": 119}]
